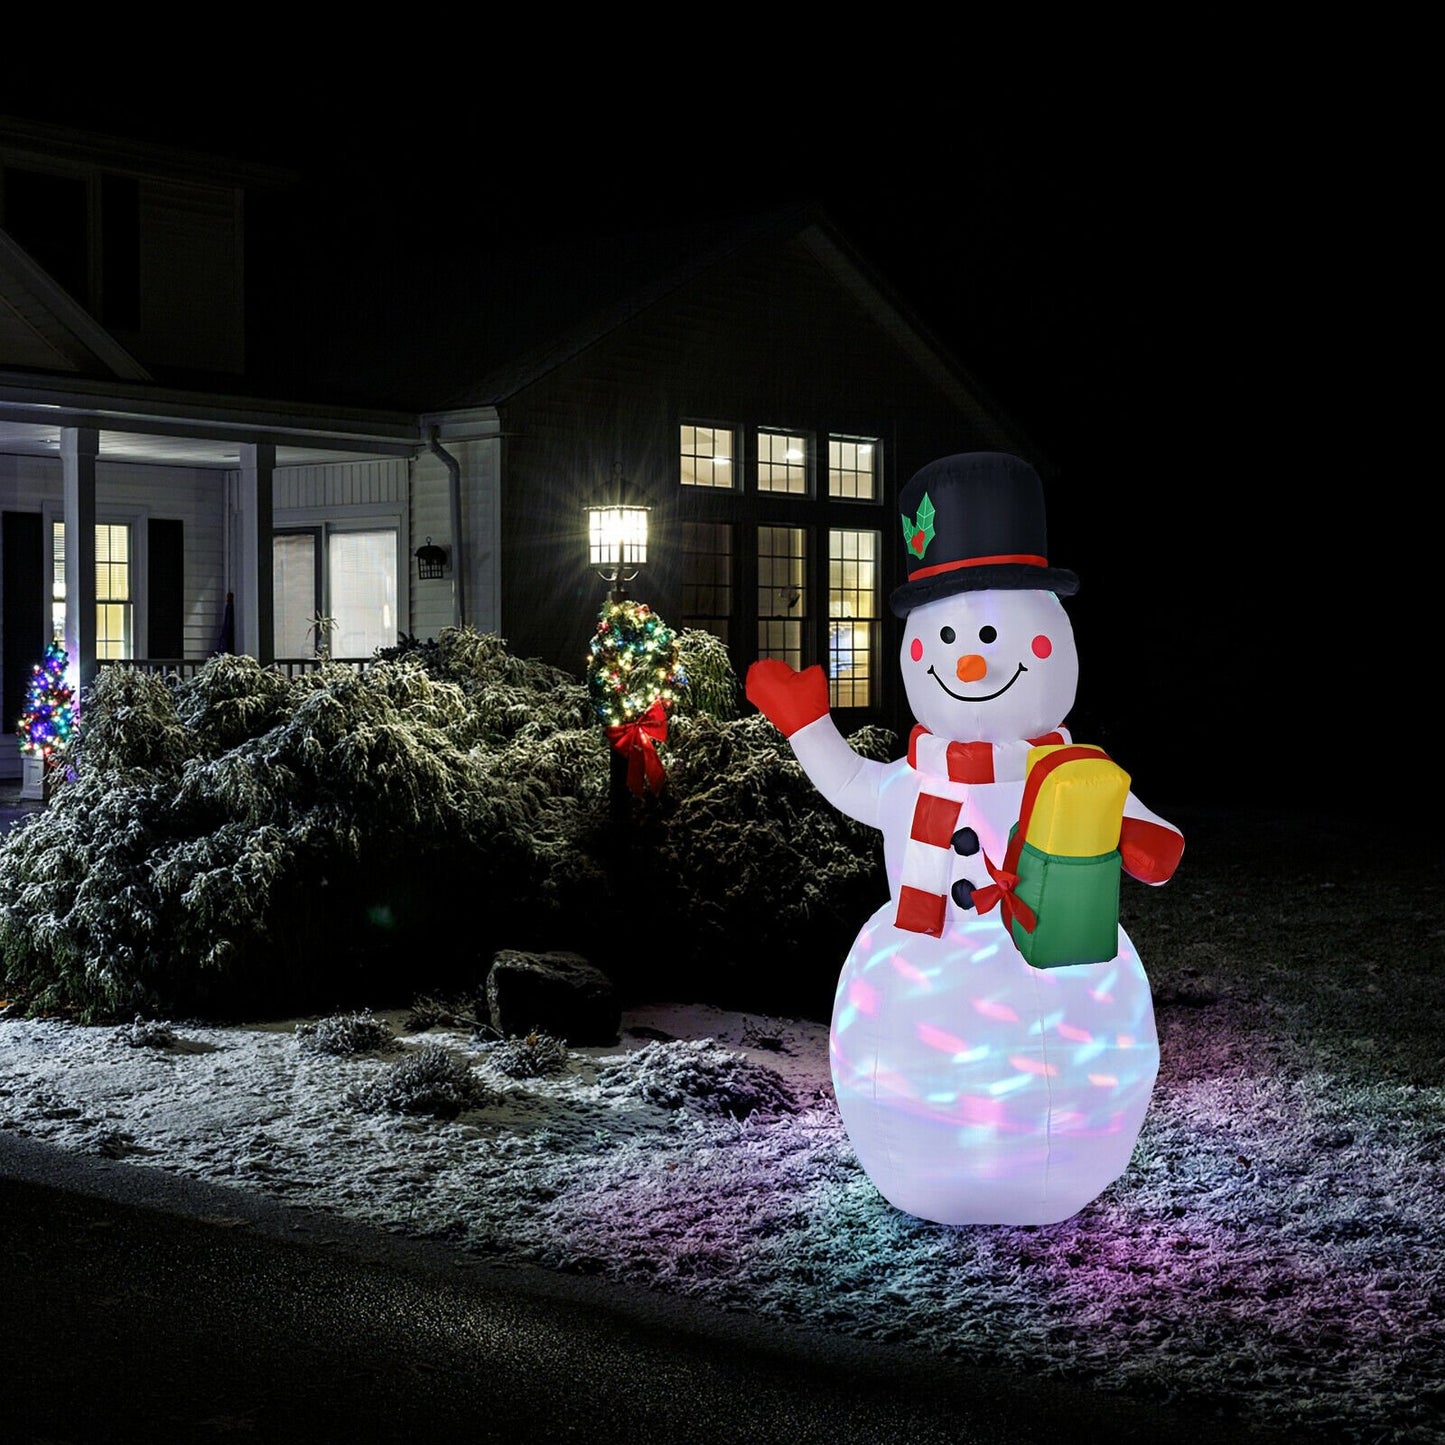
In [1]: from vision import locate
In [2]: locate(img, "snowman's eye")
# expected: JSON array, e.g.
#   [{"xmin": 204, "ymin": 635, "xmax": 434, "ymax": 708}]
[
  {"xmin": 939, "ymin": 626, "xmax": 955, "ymax": 644},
  {"xmin": 978, "ymin": 626, "xmax": 997, "ymax": 645}
]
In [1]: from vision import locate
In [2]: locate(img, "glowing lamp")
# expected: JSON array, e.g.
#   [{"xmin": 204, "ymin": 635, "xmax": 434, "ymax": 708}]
[{"xmin": 586, "ymin": 466, "xmax": 649, "ymax": 600}]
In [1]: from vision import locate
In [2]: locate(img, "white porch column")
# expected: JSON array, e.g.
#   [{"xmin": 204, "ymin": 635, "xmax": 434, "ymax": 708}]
[
  {"xmin": 236, "ymin": 442, "xmax": 275, "ymax": 664},
  {"xmin": 60, "ymin": 426, "xmax": 98, "ymax": 692}
]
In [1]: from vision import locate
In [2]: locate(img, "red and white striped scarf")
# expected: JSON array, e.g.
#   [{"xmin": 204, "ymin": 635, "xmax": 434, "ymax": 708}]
[{"xmin": 895, "ymin": 723, "xmax": 1069, "ymax": 936}]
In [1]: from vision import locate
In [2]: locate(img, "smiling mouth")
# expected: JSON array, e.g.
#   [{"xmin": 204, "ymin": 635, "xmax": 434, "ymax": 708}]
[{"xmin": 927, "ymin": 663, "xmax": 1026, "ymax": 702}]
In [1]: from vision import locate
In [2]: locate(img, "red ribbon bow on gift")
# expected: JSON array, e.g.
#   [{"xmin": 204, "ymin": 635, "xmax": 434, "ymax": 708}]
[
  {"xmin": 969, "ymin": 852, "xmax": 1038, "ymax": 935},
  {"xmin": 605, "ymin": 700, "xmax": 669, "ymax": 796}
]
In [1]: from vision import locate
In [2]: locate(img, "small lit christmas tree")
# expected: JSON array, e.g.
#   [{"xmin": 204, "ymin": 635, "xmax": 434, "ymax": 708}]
[
  {"xmin": 587, "ymin": 599, "xmax": 684, "ymax": 802},
  {"xmin": 16, "ymin": 636, "xmax": 76, "ymax": 763}
]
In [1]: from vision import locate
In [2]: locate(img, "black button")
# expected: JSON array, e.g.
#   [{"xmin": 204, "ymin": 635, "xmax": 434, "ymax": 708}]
[
  {"xmin": 951, "ymin": 826, "xmax": 979, "ymax": 856},
  {"xmin": 951, "ymin": 879, "xmax": 977, "ymax": 909}
]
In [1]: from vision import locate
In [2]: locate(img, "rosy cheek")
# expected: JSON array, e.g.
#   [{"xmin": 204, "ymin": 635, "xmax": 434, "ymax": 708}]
[
  {"xmin": 1031, "ymin": 635, "xmax": 1053, "ymax": 659},
  {"xmin": 909, "ymin": 638, "xmax": 924, "ymax": 663}
]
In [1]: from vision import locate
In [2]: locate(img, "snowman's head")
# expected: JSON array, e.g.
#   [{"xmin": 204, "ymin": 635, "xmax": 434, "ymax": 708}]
[{"xmin": 900, "ymin": 588, "xmax": 1078, "ymax": 743}]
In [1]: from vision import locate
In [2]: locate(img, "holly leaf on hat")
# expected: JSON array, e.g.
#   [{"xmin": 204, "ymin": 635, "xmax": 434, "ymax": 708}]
[{"xmin": 901, "ymin": 491, "xmax": 936, "ymax": 559}]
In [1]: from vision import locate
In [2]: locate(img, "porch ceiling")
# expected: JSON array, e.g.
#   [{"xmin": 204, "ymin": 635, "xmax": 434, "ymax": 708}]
[
  {"xmin": 0, "ymin": 417, "xmax": 407, "ymax": 468},
  {"xmin": 0, "ymin": 376, "xmax": 424, "ymax": 469}
]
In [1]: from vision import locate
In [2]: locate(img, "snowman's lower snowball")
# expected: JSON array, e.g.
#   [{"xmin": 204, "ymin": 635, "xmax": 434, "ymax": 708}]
[{"xmin": 830, "ymin": 906, "xmax": 1158, "ymax": 1226}]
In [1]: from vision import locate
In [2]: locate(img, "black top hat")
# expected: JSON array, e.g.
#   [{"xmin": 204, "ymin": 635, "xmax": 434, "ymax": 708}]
[{"xmin": 889, "ymin": 452, "xmax": 1079, "ymax": 617}]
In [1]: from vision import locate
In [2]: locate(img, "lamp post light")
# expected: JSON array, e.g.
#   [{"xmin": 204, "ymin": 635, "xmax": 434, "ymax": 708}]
[
  {"xmin": 586, "ymin": 465, "xmax": 649, "ymax": 602},
  {"xmin": 585, "ymin": 467, "xmax": 657, "ymax": 822}
]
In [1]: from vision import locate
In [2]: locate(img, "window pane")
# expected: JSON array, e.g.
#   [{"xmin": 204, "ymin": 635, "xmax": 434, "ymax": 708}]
[
  {"xmin": 680, "ymin": 423, "xmax": 736, "ymax": 489},
  {"xmin": 757, "ymin": 525, "xmax": 806, "ymax": 668},
  {"xmin": 828, "ymin": 436, "xmax": 878, "ymax": 501},
  {"xmin": 273, "ymin": 533, "xmax": 319, "ymax": 657},
  {"xmin": 51, "ymin": 521, "xmax": 66, "ymax": 639},
  {"xmin": 93, "ymin": 523, "xmax": 134, "ymax": 660},
  {"xmin": 828, "ymin": 528, "xmax": 879, "ymax": 708},
  {"xmin": 329, "ymin": 530, "xmax": 397, "ymax": 657},
  {"xmin": 757, "ymin": 430, "xmax": 809, "ymax": 495},
  {"xmin": 681, "ymin": 522, "xmax": 732, "ymax": 645},
  {"xmin": 53, "ymin": 521, "xmax": 135, "ymax": 659}
]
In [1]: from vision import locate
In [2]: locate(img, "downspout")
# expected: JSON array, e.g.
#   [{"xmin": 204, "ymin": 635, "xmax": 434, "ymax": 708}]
[{"xmin": 428, "ymin": 428, "xmax": 465, "ymax": 627}]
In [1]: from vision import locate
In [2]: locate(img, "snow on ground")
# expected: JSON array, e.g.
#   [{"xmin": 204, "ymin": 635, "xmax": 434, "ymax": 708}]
[{"xmin": 0, "ymin": 1000, "xmax": 1440, "ymax": 1445}]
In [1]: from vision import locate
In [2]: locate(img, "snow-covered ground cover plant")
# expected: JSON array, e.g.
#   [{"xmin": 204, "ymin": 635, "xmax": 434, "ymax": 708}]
[{"xmin": 0, "ymin": 627, "xmax": 889, "ymax": 1022}]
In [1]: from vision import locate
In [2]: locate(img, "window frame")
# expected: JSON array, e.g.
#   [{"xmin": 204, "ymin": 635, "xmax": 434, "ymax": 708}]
[
  {"xmin": 271, "ymin": 509, "xmax": 406, "ymax": 659},
  {"xmin": 46, "ymin": 506, "xmax": 147, "ymax": 660},
  {"xmin": 675, "ymin": 422, "xmax": 886, "ymax": 715}
]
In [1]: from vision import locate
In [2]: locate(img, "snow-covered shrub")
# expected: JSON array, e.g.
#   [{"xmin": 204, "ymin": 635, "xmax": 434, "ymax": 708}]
[
  {"xmin": 626, "ymin": 711, "xmax": 892, "ymax": 1011},
  {"xmin": 404, "ymin": 994, "xmax": 482, "ymax": 1032},
  {"xmin": 118, "ymin": 1014, "xmax": 180, "ymax": 1049},
  {"xmin": 347, "ymin": 1043, "xmax": 492, "ymax": 1118},
  {"xmin": 0, "ymin": 625, "xmax": 891, "ymax": 1023},
  {"xmin": 171, "ymin": 654, "xmax": 295, "ymax": 756},
  {"xmin": 486, "ymin": 1030, "xmax": 570, "ymax": 1078},
  {"xmin": 673, "ymin": 628, "xmax": 741, "ymax": 721},
  {"xmin": 598, "ymin": 1038, "xmax": 800, "ymax": 1120},
  {"xmin": 382, "ymin": 627, "xmax": 592, "ymax": 743},
  {"xmin": 296, "ymin": 1009, "xmax": 397, "ymax": 1056},
  {"xmin": 63, "ymin": 663, "xmax": 191, "ymax": 777},
  {"xmin": 0, "ymin": 638, "xmax": 594, "ymax": 1020}
]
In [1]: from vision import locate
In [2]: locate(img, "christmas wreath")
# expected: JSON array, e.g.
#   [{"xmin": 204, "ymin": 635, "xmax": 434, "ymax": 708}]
[{"xmin": 587, "ymin": 600, "xmax": 683, "ymax": 795}]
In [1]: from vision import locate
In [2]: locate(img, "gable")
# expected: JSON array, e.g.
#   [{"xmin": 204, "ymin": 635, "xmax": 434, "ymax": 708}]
[{"xmin": 0, "ymin": 227, "xmax": 151, "ymax": 379}]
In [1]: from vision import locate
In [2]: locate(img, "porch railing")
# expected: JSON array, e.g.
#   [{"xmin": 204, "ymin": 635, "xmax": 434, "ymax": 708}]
[{"xmin": 97, "ymin": 657, "xmax": 376, "ymax": 682}]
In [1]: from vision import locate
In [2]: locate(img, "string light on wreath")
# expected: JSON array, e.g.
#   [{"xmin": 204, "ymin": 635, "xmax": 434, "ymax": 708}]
[{"xmin": 587, "ymin": 599, "xmax": 685, "ymax": 797}]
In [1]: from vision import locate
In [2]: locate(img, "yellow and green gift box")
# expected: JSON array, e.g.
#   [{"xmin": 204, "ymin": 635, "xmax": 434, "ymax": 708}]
[{"xmin": 994, "ymin": 744, "xmax": 1131, "ymax": 969}]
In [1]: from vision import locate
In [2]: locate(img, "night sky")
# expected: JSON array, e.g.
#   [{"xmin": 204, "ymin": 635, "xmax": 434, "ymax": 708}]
[{"xmin": 3, "ymin": 85, "xmax": 1403, "ymax": 820}]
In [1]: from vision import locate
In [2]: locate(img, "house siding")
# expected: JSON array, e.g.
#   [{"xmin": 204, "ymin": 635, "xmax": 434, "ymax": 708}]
[
  {"xmin": 409, "ymin": 437, "xmax": 501, "ymax": 644},
  {"xmin": 134, "ymin": 178, "xmax": 245, "ymax": 374},
  {"xmin": 496, "ymin": 229, "xmax": 1017, "ymax": 715}
]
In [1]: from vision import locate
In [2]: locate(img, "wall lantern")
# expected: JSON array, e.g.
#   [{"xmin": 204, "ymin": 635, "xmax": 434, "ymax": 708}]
[
  {"xmin": 585, "ymin": 465, "xmax": 649, "ymax": 599},
  {"xmin": 415, "ymin": 537, "xmax": 449, "ymax": 580}
]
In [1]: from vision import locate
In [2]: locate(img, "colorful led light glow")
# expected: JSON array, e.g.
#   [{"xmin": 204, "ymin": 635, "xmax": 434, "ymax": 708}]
[
  {"xmin": 15, "ymin": 637, "xmax": 76, "ymax": 760},
  {"xmin": 830, "ymin": 906, "xmax": 1157, "ymax": 1225}
]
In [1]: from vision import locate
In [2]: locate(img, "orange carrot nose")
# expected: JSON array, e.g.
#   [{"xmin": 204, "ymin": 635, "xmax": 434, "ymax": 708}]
[{"xmin": 956, "ymin": 654, "xmax": 987, "ymax": 683}]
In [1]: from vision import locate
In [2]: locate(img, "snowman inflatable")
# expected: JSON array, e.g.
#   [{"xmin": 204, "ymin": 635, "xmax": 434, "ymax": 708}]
[{"xmin": 746, "ymin": 452, "xmax": 1183, "ymax": 1226}]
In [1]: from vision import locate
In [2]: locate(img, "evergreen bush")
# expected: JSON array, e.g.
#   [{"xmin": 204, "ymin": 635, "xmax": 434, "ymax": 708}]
[{"xmin": 0, "ymin": 626, "xmax": 892, "ymax": 1022}]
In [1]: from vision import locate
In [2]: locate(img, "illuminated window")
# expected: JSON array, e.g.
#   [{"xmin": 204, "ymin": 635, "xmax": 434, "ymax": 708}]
[
  {"xmin": 757, "ymin": 526, "xmax": 807, "ymax": 667},
  {"xmin": 52, "ymin": 520, "xmax": 133, "ymax": 659},
  {"xmin": 680, "ymin": 424, "xmax": 736, "ymax": 489},
  {"xmin": 757, "ymin": 430, "xmax": 809, "ymax": 495},
  {"xmin": 681, "ymin": 522, "xmax": 733, "ymax": 644},
  {"xmin": 828, "ymin": 529, "xmax": 879, "ymax": 708},
  {"xmin": 828, "ymin": 437, "xmax": 879, "ymax": 501}
]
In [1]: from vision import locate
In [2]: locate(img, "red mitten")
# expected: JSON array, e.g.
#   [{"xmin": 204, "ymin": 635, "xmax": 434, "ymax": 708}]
[
  {"xmin": 1119, "ymin": 816, "xmax": 1185, "ymax": 885},
  {"xmin": 745, "ymin": 660, "xmax": 831, "ymax": 737}
]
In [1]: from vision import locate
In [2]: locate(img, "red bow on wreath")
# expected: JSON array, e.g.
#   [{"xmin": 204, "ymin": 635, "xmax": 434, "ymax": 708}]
[
  {"xmin": 969, "ymin": 852, "xmax": 1038, "ymax": 935},
  {"xmin": 605, "ymin": 700, "xmax": 669, "ymax": 796}
]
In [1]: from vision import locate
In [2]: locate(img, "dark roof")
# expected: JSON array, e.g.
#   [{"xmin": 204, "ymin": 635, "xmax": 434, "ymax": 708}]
[{"xmin": 241, "ymin": 205, "xmax": 814, "ymax": 413}]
